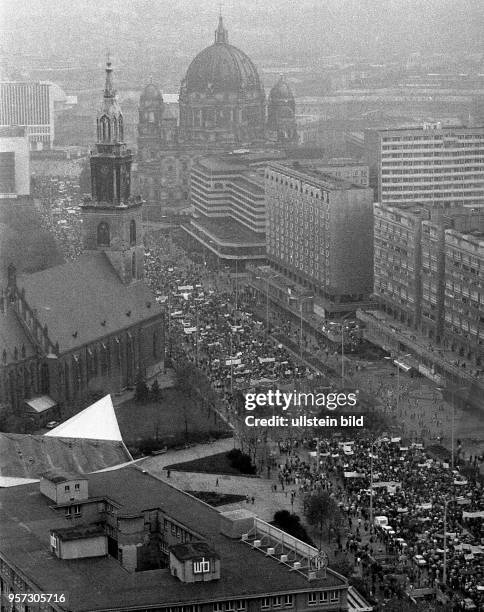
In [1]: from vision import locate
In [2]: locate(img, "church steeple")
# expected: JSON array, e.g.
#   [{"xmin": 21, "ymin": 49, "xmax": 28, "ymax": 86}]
[
  {"xmin": 104, "ymin": 55, "xmax": 116, "ymax": 98},
  {"xmin": 82, "ymin": 60, "xmax": 144, "ymax": 285},
  {"xmin": 89, "ymin": 59, "xmax": 132, "ymax": 206},
  {"xmin": 214, "ymin": 15, "xmax": 228, "ymax": 44},
  {"xmin": 97, "ymin": 58, "xmax": 124, "ymax": 146}
]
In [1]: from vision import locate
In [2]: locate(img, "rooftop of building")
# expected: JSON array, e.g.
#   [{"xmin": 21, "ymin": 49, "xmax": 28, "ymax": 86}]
[
  {"xmin": 267, "ymin": 161, "xmax": 366, "ymax": 191},
  {"xmin": 53, "ymin": 524, "xmax": 105, "ymax": 541},
  {"xmin": 170, "ymin": 541, "xmax": 220, "ymax": 561},
  {"xmin": 0, "ymin": 465, "xmax": 346, "ymax": 611},
  {"xmin": 42, "ymin": 469, "xmax": 89, "ymax": 483},
  {"xmin": 195, "ymin": 149, "xmax": 286, "ymax": 174},
  {"xmin": 0, "ymin": 434, "xmax": 131, "ymax": 481},
  {"xmin": 16, "ymin": 252, "xmax": 161, "ymax": 353},
  {"xmin": 231, "ymin": 174, "xmax": 264, "ymax": 194},
  {"xmin": 191, "ymin": 216, "xmax": 265, "ymax": 246},
  {"xmin": 374, "ymin": 123, "xmax": 484, "ymax": 134}
]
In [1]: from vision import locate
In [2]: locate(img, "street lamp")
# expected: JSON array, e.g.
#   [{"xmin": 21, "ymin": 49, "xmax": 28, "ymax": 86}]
[
  {"xmin": 436, "ymin": 385, "xmax": 467, "ymax": 471},
  {"xmin": 369, "ymin": 440, "xmax": 377, "ymax": 532},
  {"xmin": 383, "ymin": 352, "xmax": 411, "ymax": 413}
]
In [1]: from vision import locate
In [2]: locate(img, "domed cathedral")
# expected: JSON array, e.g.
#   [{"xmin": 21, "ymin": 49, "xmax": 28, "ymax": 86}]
[
  {"xmin": 135, "ymin": 15, "xmax": 298, "ymax": 221},
  {"xmin": 267, "ymin": 75, "xmax": 298, "ymax": 144},
  {"xmin": 178, "ymin": 16, "xmax": 266, "ymax": 146},
  {"xmin": 83, "ymin": 59, "xmax": 144, "ymax": 286}
]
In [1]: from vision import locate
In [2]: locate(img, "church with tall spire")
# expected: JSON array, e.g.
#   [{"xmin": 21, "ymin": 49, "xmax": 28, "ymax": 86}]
[{"xmin": 0, "ymin": 61, "xmax": 164, "ymax": 418}]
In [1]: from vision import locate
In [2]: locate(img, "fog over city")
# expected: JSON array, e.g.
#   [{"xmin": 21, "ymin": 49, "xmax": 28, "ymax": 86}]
[
  {"xmin": 0, "ymin": 2, "xmax": 483, "ymax": 611},
  {"xmin": 2, "ymin": 0, "xmax": 484, "ymax": 83}
]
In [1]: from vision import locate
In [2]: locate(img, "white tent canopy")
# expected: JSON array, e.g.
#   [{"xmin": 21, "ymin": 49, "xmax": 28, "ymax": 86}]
[{"xmin": 45, "ymin": 395, "xmax": 123, "ymax": 441}]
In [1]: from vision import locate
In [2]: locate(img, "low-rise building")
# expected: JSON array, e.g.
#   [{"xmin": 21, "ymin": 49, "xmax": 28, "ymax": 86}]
[{"xmin": 0, "ymin": 465, "xmax": 351, "ymax": 612}]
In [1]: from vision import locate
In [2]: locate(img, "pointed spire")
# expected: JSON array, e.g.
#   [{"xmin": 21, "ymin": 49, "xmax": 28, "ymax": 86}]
[
  {"xmin": 104, "ymin": 52, "xmax": 116, "ymax": 98},
  {"xmin": 215, "ymin": 14, "xmax": 228, "ymax": 44}
]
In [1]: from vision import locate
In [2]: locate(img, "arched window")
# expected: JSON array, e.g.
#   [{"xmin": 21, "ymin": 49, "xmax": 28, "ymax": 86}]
[
  {"xmin": 131, "ymin": 252, "xmax": 136, "ymax": 279},
  {"xmin": 118, "ymin": 115, "xmax": 124, "ymax": 141},
  {"xmin": 130, "ymin": 220, "xmax": 136, "ymax": 245},
  {"xmin": 97, "ymin": 222, "xmax": 110, "ymax": 246},
  {"xmin": 153, "ymin": 331, "xmax": 158, "ymax": 359}
]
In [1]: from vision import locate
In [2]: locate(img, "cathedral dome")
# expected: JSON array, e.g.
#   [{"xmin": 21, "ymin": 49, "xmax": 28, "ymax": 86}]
[{"xmin": 182, "ymin": 16, "xmax": 263, "ymax": 98}]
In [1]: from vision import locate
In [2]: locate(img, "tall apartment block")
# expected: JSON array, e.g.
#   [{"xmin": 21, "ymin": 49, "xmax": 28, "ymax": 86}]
[
  {"xmin": 350, "ymin": 124, "xmax": 484, "ymax": 207},
  {"xmin": 374, "ymin": 202, "xmax": 484, "ymax": 364},
  {"xmin": 183, "ymin": 155, "xmax": 268, "ymax": 265},
  {"xmin": 0, "ymin": 81, "xmax": 54, "ymax": 150},
  {"xmin": 0, "ymin": 126, "xmax": 30, "ymax": 197},
  {"xmin": 265, "ymin": 161, "xmax": 374, "ymax": 302}
]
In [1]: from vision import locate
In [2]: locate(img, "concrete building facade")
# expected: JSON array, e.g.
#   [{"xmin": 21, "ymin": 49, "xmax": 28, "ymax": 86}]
[
  {"xmin": 265, "ymin": 162, "xmax": 374, "ymax": 303},
  {"xmin": 373, "ymin": 202, "xmax": 484, "ymax": 365},
  {"xmin": 0, "ymin": 126, "xmax": 30, "ymax": 196},
  {"xmin": 0, "ymin": 81, "xmax": 54, "ymax": 150},
  {"xmin": 357, "ymin": 124, "xmax": 484, "ymax": 206}
]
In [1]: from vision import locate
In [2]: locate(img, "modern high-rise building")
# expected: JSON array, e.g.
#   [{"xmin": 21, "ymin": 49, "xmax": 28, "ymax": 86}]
[
  {"xmin": 183, "ymin": 154, "xmax": 271, "ymax": 265},
  {"xmin": 0, "ymin": 126, "xmax": 30, "ymax": 197},
  {"xmin": 0, "ymin": 81, "xmax": 54, "ymax": 150},
  {"xmin": 361, "ymin": 124, "xmax": 484, "ymax": 207},
  {"xmin": 373, "ymin": 202, "xmax": 484, "ymax": 364},
  {"xmin": 265, "ymin": 161, "xmax": 374, "ymax": 302}
]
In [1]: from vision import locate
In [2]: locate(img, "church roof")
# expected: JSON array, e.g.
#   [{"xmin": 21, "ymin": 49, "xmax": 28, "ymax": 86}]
[{"xmin": 17, "ymin": 252, "xmax": 161, "ymax": 353}]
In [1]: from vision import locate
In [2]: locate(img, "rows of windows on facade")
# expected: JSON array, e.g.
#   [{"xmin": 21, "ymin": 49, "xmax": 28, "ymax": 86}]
[
  {"xmin": 0, "ymin": 60, "xmax": 164, "ymax": 414},
  {"xmin": 0, "ymin": 467, "xmax": 347, "ymax": 612}
]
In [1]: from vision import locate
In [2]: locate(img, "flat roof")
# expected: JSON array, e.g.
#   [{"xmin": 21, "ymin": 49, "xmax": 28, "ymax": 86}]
[
  {"xmin": 192, "ymin": 217, "xmax": 265, "ymax": 246},
  {"xmin": 41, "ymin": 470, "xmax": 88, "ymax": 483},
  {"xmin": 267, "ymin": 161, "xmax": 363, "ymax": 190},
  {"xmin": 0, "ymin": 466, "xmax": 346, "ymax": 612}
]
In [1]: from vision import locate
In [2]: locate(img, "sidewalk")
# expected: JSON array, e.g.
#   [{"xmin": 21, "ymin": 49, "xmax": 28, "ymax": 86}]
[{"xmin": 140, "ymin": 441, "xmax": 300, "ymax": 522}]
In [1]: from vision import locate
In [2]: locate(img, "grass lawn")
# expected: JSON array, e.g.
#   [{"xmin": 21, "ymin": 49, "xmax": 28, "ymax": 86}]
[
  {"xmin": 166, "ymin": 451, "xmax": 257, "ymax": 476},
  {"xmin": 114, "ymin": 388, "xmax": 230, "ymax": 446},
  {"xmin": 187, "ymin": 491, "xmax": 246, "ymax": 506}
]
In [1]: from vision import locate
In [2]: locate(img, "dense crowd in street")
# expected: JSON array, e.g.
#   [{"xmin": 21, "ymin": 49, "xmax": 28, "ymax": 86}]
[
  {"xmin": 142, "ymin": 233, "xmax": 483, "ymax": 610},
  {"xmin": 31, "ymin": 174, "xmax": 83, "ymax": 261},
  {"xmin": 144, "ymin": 235, "xmax": 313, "ymax": 401}
]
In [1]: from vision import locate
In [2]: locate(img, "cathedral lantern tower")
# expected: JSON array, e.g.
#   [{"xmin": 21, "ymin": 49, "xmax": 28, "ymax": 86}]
[{"xmin": 82, "ymin": 59, "xmax": 144, "ymax": 285}]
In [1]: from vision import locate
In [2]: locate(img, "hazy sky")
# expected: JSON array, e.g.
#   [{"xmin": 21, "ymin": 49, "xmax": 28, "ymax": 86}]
[{"xmin": 1, "ymin": 0, "xmax": 483, "ymax": 72}]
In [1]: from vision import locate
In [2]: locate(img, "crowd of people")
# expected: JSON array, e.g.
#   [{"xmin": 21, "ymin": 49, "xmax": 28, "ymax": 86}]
[
  {"xmin": 144, "ymin": 235, "xmax": 314, "ymax": 403},
  {"xmin": 32, "ymin": 174, "xmax": 83, "ymax": 261}
]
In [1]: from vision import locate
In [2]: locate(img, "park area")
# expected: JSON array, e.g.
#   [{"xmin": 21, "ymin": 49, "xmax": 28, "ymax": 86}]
[{"xmin": 114, "ymin": 388, "xmax": 231, "ymax": 455}]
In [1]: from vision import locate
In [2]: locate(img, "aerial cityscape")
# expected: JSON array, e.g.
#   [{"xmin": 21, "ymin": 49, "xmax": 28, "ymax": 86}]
[{"xmin": 0, "ymin": 1, "xmax": 483, "ymax": 611}]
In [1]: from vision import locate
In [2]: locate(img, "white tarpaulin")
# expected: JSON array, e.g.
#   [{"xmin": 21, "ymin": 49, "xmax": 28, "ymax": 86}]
[
  {"xmin": 226, "ymin": 359, "xmax": 242, "ymax": 366},
  {"xmin": 45, "ymin": 394, "xmax": 123, "ymax": 441},
  {"xmin": 258, "ymin": 357, "xmax": 275, "ymax": 364},
  {"xmin": 344, "ymin": 472, "xmax": 364, "ymax": 478}
]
